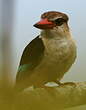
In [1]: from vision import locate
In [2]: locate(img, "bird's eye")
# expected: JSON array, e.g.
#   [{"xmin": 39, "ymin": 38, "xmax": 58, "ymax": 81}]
[{"xmin": 54, "ymin": 18, "xmax": 65, "ymax": 26}]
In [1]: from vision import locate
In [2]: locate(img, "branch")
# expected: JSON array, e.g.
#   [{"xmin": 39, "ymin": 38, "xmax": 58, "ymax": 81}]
[{"xmin": 14, "ymin": 81, "xmax": 86, "ymax": 110}]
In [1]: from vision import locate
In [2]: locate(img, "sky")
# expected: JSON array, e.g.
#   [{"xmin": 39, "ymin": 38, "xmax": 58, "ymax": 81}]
[{"xmin": 12, "ymin": 0, "xmax": 86, "ymax": 82}]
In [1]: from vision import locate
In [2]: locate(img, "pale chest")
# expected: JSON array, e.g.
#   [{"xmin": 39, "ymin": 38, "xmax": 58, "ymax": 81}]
[
  {"xmin": 32, "ymin": 37, "xmax": 76, "ymax": 82},
  {"xmin": 42, "ymin": 38, "xmax": 76, "ymax": 65}
]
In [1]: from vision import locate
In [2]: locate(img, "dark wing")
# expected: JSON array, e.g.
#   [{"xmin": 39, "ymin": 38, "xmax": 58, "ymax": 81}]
[{"xmin": 16, "ymin": 36, "xmax": 45, "ymax": 83}]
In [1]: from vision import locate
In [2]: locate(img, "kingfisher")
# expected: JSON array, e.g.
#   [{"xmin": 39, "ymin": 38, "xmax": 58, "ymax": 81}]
[{"xmin": 16, "ymin": 11, "xmax": 77, "ymax": 91}]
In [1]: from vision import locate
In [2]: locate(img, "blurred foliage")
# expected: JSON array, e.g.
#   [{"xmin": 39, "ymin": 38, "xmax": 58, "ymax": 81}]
[
  {"xmin": 66, "ymin": 105, "xmax": 86, "ymax": 110},
  {"xmin": 0, "ymin": 82, "xmax": 86, "ymax": 110}
]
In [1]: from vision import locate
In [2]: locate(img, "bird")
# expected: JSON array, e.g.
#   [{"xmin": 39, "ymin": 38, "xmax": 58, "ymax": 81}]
[{"xmin": 15, "ymin": 11, "xmax": 77, "ymax": 91}]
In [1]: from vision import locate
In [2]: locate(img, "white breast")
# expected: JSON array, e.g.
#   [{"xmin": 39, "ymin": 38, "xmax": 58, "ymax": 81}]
[
  {"xmin": 32, "ymin": 36, "xmax": 76, "ymax": 83},
  {"xmin": 44, "ymin": 37, "xmax": 76, "ymax": 61}
]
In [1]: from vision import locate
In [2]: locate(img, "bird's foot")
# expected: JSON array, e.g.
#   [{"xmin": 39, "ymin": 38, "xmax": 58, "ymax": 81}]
[
  {"xmin": 54, "ymin": 81, "xmax": 62, "ymax": 86},
  {"xmin": 55, "ymin": 81, "xmax": 76, "ymax": 87},
  {"xmin": 62, "ymin": 82, "xmax": 76, "ymax": 86}
]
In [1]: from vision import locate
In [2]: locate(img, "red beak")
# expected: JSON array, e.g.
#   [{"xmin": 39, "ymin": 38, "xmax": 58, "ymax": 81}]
[{"xmin": 33, "ymin": 18, "xmax": 55, "ymax": 29}]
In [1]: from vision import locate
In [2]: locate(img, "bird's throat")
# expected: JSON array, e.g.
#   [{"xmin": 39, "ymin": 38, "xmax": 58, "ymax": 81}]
[{"xmin": 41, "ymin": 29, "xmax": 71, "ymax": 40}]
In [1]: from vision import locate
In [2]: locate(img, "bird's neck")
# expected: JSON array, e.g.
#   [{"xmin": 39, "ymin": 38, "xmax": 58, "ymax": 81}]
[{"xmin": 40, "ymin": 29, "xmax": 72, "ymax": 40}]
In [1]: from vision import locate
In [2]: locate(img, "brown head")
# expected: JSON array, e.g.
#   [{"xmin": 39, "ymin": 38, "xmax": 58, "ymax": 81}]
[
  {"xmin": 34, "ymin": 11, "xmax": 70, "ymax": 38},
  {"xmin": 34, "ymin": 11, "xmax": 69, "ymax": 30}
]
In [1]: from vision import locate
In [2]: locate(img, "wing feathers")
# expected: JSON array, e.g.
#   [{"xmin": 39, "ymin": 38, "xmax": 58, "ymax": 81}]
[{"xmin": 16, "ymin": 36, "xmax": 45, "ymax": 83}]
